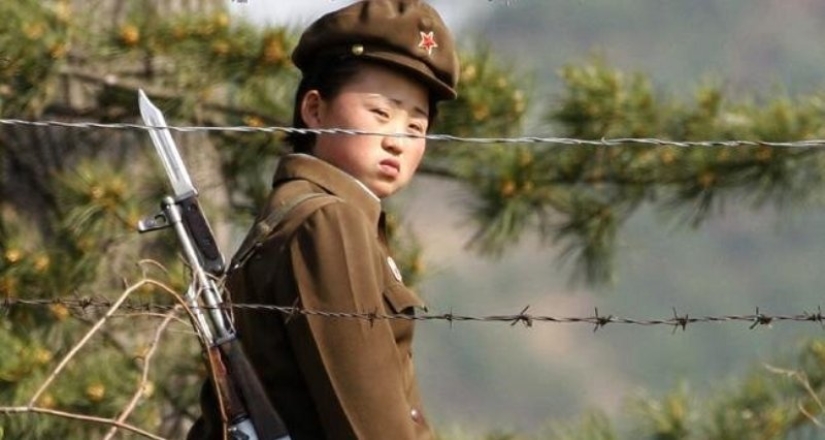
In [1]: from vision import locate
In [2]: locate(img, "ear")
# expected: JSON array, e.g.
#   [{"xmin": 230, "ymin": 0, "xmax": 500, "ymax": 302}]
[{"xmin": 300, "ymin": 90, "xmax": 324, "ymax": 128}]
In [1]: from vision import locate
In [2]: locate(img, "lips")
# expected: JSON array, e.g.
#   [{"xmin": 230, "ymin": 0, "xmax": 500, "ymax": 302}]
[{"xmin": 379, "ymin": 158, "xmax": 401, "ymax": 177}]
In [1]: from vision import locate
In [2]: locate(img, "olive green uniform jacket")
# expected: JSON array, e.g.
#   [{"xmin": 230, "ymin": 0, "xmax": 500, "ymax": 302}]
[{"xmin": 192, "ymin": 154, "xmax": 434, "ymax": 439}]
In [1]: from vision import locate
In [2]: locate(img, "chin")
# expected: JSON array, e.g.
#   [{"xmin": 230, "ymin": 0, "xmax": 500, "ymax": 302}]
[{"xmin": 371, "ymin": 185, "xmax": 396, "ymax": 199}]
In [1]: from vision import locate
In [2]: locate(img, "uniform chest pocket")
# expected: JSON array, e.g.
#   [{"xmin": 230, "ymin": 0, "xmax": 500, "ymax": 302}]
[{"xmin": 383, "ymin": 283, "xmax": 425, "ymax": 316}]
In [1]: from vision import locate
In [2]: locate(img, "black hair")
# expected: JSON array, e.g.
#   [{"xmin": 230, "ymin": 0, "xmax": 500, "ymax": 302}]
[{"xmin": 287, "ymin": 54, "xmax": 440, "ymax": 154}]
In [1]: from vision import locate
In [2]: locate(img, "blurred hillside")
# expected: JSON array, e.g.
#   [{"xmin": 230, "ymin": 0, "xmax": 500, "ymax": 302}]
[
  {"xmin": 400, "ymin": 176, "xmax": 825, "ymax": 435},
  {"xmin": 473, "ymin": 0, "xmax": 825, "ymax": 99},
  {"xmin": 397, "ymin": 0, "xmax": 825, "ymax": 435}
]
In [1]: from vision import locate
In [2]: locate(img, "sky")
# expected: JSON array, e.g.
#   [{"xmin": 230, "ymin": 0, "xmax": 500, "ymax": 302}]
[{"xmin": 225, "ymin": 0, "xmax": 500, "ymax": 32}]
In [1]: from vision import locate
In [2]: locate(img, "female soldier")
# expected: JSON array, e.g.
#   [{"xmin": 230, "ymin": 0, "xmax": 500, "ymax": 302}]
[{"xmin": 189, "ymin": 1, "xmax": 459, "ymax": 439}]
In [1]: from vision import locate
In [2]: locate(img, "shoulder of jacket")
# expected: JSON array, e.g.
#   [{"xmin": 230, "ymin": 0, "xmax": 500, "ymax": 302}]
[
  {"xmin": 229, "ymin": 191, "xmax": 341, "ymax": 272},
  {"xmin": 291, "ymin": 197, "xmax": 379, "ymax": 243}
]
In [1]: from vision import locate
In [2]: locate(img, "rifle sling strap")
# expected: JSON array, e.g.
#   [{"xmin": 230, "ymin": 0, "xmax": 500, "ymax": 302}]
[{"xmin": 229, "ymin": 192, "xmax": 338, "ymax": 273}]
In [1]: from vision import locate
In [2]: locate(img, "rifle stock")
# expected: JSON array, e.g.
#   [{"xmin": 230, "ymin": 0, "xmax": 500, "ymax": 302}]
[{"xmin": 216, "ymin": 337, "xmax": 289, "ymax": 440}]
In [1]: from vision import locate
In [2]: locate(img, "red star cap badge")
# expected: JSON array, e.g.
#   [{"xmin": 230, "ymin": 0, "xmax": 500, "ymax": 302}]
[{"xmin": 418, "ymin": 31, "xmax": 438, "ymax": 56}]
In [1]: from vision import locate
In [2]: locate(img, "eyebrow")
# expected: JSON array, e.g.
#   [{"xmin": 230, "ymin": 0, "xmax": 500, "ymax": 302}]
[{"xmin": 391, "ymin": 98, "xmax": 429, "ymax": 119}]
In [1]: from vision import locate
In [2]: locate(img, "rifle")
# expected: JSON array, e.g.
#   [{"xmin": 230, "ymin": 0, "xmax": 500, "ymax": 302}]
[{"xmin": 136, "ymin": 90, "xmax": 290, "ymax": 440}]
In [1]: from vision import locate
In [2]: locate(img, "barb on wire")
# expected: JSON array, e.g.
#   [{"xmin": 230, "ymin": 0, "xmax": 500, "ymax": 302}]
[
  {"xmin": 5, "ymin": 297, "xmax": 825, "ymax": 332},
  {"xmin": 512, "ymin": 305, "xmax": 533, "ymax": 328},
  {"xmin": 672, "ymin": 308, "xmax": 689, "ymax": 333},
  {"xmin": 2, "ymin": 118, "xmax": 825, "ymax": 148},
  {"xmin": 804, "ymin": 306, "xmax": 825, "ymax": 328},
  {"xmin": 750, "ymin": 307, "xmax": 773, "ymax": 329}
]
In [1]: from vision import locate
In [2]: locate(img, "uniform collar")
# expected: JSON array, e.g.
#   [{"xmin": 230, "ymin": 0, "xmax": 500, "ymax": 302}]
[{"xmin": 272, "ymin": 154, "xmax": 382, "ymax": 224}]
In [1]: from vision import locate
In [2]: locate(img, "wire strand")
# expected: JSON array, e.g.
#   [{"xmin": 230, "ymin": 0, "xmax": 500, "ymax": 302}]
[
  {"xmin": 2, "ymin": 118, "xmax": 824, "ymax": 148},
  {"xmin": 5, "ymin": 298, "xmax": 823, "ymax": 332}
]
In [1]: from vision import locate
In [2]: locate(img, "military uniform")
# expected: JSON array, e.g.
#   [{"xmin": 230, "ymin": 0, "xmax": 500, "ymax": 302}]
[
  {"xmin": 233, "ymin": 154, "xmax": 432, "ymax": 439},
  {"xmin": 188, "ymin": 1, "xmax": 458, "ymax": 438}
]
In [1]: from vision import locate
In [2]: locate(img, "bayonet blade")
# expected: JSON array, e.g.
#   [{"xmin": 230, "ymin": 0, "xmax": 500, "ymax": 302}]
[{"xmin": 138, "ymin": 89, "xmax": 196, "ymax": 197}]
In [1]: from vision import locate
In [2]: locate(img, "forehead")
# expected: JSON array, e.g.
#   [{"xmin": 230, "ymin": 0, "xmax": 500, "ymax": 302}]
[{"xmin": 338, "ymin": 63, "xmax": 430, "ymax": 109}]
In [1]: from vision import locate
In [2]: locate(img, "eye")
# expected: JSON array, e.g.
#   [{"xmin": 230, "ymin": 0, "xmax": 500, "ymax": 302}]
[
  {"xmin": 372, "ymin": 108, "xmax": 390, "ymax": 119},
  {"xmin": 408, "ymin": 122, "xmax": 426, "ymax": 134}
]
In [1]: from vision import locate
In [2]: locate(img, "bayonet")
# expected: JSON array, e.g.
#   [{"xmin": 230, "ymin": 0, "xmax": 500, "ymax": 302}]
[
  {"xmin": 138, "ymin": 90, "xmax": 196, "ymax": 197},
  {"xmin": 137, "ymin": 90, "xmax": 225, "ymax": 275}
]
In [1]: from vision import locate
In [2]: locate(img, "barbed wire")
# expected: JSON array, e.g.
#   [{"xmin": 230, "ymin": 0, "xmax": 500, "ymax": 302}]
[
  {"xmin": 5, "ymin": 297, "xmax": 825, "ymax": 332},
  {"xmin": 2, "ymin": 118, "xmax": 825, "ymax": 148}
]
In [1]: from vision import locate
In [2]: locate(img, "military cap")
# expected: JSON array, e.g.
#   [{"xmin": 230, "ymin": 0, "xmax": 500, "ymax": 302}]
[{"xmin": 292, "ymin": 0, "xmax": 459, "ymax": 101}]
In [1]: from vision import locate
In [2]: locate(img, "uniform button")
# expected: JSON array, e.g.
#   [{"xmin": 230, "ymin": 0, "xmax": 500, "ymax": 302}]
[{"xmin": 410, "ymin": 408, "xmax": 422, "ymax": 423}]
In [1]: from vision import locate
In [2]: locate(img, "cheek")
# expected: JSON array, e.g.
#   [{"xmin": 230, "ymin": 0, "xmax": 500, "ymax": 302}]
[
  {"xmin": 315, "ymin": 136, "xmax": 371, "ymax": 170},
  {"xmin": 404, "ymin": 143, "xmax": 426, "ymax": 173}
]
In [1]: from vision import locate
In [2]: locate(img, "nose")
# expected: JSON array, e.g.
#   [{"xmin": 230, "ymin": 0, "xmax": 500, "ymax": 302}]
[{"xmin": 382, "ymin": 127, "xmax": 405, "ymax": 155}]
